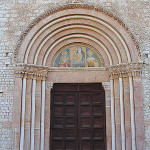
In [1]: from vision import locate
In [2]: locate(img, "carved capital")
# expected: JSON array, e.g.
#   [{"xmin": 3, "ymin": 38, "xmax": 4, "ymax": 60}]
[
  {"xmin": 107, "ymin": 63, "xmax": 143, "ymax": 79},
  {"xmin": 15, "ymin": 63, "xmax": 49, "ymax": 80},
  {"xmin": 46, "ymin": 82, "xmax": 53, "ymax": 91},
  {"xmin": 102, "ymin": 82, "xmax": 110, "ymax": 90}
]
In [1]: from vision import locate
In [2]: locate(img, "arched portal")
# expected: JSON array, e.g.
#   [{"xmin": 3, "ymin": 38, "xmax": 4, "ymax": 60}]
[{"xmin": 13, "ymin": 3, "xmax": 145, "ymax": 150}]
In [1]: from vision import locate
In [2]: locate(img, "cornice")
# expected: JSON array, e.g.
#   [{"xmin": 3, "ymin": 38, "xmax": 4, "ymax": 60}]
[
  {"xmin": 107, "ymin": 63, "xmax": 143, "ymax": 79},
  {"xmin": 14, "ymin": 3, "xmax": 141, "ymax": 61}
]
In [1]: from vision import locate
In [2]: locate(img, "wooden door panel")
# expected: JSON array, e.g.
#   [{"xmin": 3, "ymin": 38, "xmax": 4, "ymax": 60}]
[
  {"xmin": 66, "ymin": 141, "xmax": 76, "ymax": 150},
  {"xmin": 66, "ymin": 117, "xmax": 76, "ymax": 127},
  {"xmin": 93, "ymin": 128, "xmax": 104, "ymax": 140},
  {"xmin": 65, "ymin": 94, "xmax": 76, "ymax": 104},
  {"xmin": 80, "ymin": 117, "xmax": 92, "ymax": 128},
  {"xmin": 80, "ymin": 105, "xmax": 92, "ymax": 116},
  {"xmin": 93, "ymin": 140, "xmax": 104, "ymax": 150},
  {"xmin": 81, "ymin": 140, "xmax": 91, "ymax": 150},
  {"xmin": 53, "ymin": 140, "xmax": 64, "ymax": 150},
  {"xmin": 93, "ymin": 117, "xmax": 104, "ymax": 128},
  {"xmin": 51, "ymin": 84, "xmax": 105, "ymax": 150},
  {"xmin": 93, "ymin": 105, "xmax": 104, "ymax": 116},
  {"xmin": 53, "ymin": 105, "xmax": 64, "ymax": 116},
  {"xmin": 53, "ymin": 117, "xmax": 64, "ymax": 128},
  {"xmin": 66, "ymin": 105, "xmax": 75, "ymax": 116}
]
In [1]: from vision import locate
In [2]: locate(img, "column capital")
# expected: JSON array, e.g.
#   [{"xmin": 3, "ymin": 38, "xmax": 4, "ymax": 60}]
[
  {"xmin": 15, "ymin": 63, "xmax": 49, "ymax": 80},
  {"xmin": 46, "ymin": 82, "xmax": 53, "ymax": 92},
  {"xmin": 102, "ymin": 82, "xmax": 110, "ymax": 90},
  {"xmin": 107, "ymin": 63, "xmax": 143, "ymax": 79}
]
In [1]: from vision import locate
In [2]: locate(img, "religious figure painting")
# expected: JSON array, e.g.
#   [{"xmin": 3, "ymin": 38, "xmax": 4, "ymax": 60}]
[{"xmin": 52, "ymin": 44, "xmax": 103, "ymax": 67}]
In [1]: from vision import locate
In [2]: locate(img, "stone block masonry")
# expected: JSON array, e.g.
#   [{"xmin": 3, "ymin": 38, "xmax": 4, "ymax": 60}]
[{"xmin": 0, "ymin": 0, "xmax": 150, "ymax": 149}]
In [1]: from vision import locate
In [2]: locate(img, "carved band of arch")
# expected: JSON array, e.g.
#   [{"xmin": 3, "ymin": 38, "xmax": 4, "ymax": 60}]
[
  {"xmin": 24, "ymin": 15, "xmax": 131, "ymax": 64},
  {"xmin": 33, "ymin": 24, "xmax": 121, "ymax": 65},
  {"xmin": 42, "ymin": 34, "xmax": 113, "ymax": 66}
]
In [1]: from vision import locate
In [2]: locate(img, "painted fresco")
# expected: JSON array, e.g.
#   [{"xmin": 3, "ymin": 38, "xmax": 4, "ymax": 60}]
[{"xmin": 53, "ymin": 45, "xmax": 103, "ymax": 67}]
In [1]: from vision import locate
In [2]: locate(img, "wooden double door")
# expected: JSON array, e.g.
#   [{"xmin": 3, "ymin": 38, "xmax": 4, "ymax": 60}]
[{"xmin": 50, "ymin": 83, "xmax": 106, "ymax": 150}]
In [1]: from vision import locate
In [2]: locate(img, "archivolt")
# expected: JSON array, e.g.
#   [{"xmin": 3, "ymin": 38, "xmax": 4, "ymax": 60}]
[
  {"xmin": 16, "ymin": 4, "xmax": 139, "ymax": 66},
  {"xmin": 33, "ymin": 25, "xmax": 121, "ymax": 65}
]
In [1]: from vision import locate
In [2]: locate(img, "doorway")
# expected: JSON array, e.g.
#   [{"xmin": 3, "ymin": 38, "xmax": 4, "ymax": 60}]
[{"xmin": 50, "ymin": 83, "xmax": 106, "ymax": 150}]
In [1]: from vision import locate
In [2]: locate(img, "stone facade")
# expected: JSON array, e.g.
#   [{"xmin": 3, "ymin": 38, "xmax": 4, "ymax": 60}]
[{"xmin": 0, "ymin": 0, "xmax": 150, "ymax": 150}]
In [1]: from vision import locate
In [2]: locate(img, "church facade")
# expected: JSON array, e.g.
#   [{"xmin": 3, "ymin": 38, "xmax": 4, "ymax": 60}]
[{"xmin": 0, "ymin": 0, "xmax": 150, "ymax": 150}]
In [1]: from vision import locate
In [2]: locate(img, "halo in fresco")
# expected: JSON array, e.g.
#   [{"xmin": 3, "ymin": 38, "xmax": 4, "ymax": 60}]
[{"xmin": 52, "ymin": 44, "xmax": 104, "ymax": 67}]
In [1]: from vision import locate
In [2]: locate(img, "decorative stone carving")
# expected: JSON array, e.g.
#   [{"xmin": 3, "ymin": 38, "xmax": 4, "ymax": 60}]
[
  {"xmin": 102, "ymin": 82, "xmax": 110, "ymax": 90},
  {"xmin": 45, "ymin": 82, "xmax": 53, "ymax": 91},
  {"xmin": 15, "ymin": 63, "xmax": 49, "ymax": 80},
  {"xmin": 107, "ymin": 63, "xmax": 143, "ymax": 79}
]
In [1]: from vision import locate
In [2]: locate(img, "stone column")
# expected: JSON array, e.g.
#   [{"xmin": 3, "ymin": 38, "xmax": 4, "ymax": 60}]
[
  {"xmin": 45, "ymin": 82, "xmax": 53, "ymax": 150},
  {"xmin": 119, "ymin": 77, "xmax": 125, "ymax": 150},
  {"xmin": 129, "ymin": 76, "xmax": 136, "ymax": 150},
  {"xmin": 24, "ymin": 78, "xmax": 32, "ymax": 150},
  {"xmin": 108, "ymin": 63, "xmax": 143, "ymax": 150},
  {"xmin": 14, "ymin": 64, "xmax": 49, "ymax": 150},
  {"xmin": 123, "ymin": 77, "xmax": 131, "ymax": 150},
  {"xmin": 40, "ymin": 79, "xmax": 46, "ymax": 150},
  {"xmin": 30, "ymin": 78, "xmax": 36, "ymax": 150},
  {"xmin": 114, "ymin": 78, "xmax": 121, "ymax": 150},
  {"xmin": 110, "ymin": 79, "xmax": 116, "ymax": 150},
  {"xmin": 20, "ymin": 75, "xmax": 27, "ymax": 150},
  {"xmin": 102, "ymin": 82, "xmax": 112, "ymax": 150}
]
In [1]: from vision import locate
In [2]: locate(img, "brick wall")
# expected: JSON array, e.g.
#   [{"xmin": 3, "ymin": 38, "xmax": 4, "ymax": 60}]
[{"xmin": 0, "ymin": 0, "xmax": 149, "ymax": 149}]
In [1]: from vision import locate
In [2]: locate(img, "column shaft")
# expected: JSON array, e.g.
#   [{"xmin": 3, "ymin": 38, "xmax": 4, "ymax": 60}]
[
  {"xmin": 110, "ymin": 79, "xmax": 116, "ymax": 150},
  {"xmin": 41, "ymin": 80, "xmax": 46, "ymax": 150},
  {"xmin": 129, "ymin": 76, "xmax": 136, "ymax": 150},
  {"xmin": 20, "ymin": 77, "xmax": 27, "ymax": 150},
  {"xmin": 119, "ymin": 77, "xmax": 125, "ymax": 150},
  {"xmin": 30, "ymin": 79, "xmax": 36, "ymax": 150}
]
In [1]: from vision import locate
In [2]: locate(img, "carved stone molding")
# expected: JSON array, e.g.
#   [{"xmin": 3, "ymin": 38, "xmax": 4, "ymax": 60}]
[
  {"xmin": 14, "ymin": 3, "xmax": 141, "ymax": 61},
  {"xmin": 45, "ymin": 82, "xmax": 53, "ymax": 91},
  {"xmin": 107, "ymin": 63, "xmax": 143, "ymax": 79},
  {"xmin": 15, "ymin": 63, "xmax": 49, "ymax": 80}
]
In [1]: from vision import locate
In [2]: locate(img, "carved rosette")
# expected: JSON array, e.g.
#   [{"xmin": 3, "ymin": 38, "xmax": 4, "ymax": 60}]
[
  {"xmin": 107, "ymin": 63, "xmax": 143, "ymax": 79},
  {"xmin": 15, "ymin": 63, "xmax": 49, "ymax": 80}
]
